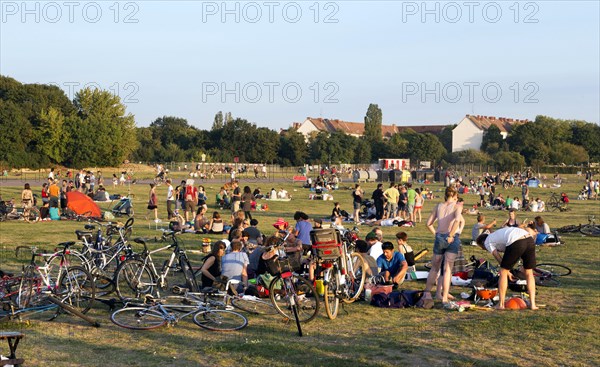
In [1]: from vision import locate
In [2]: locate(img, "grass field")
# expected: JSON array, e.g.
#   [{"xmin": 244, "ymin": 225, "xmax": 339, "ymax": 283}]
[{"xmin": 0, "ymin": 174, "xmax": 599, "ymax": 366}]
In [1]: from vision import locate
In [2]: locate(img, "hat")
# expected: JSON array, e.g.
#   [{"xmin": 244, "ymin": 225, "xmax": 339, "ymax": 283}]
[
  {"xmin": 272, "ymin": 218, "xmax": 289, "ymax": 229},
  {"xmin": 365, "ymin": 232, "xmax": 377, "ymax": 241},
  {"xmin": 313, "ymin": 218, "xmax": 322, "ymax": 224}
]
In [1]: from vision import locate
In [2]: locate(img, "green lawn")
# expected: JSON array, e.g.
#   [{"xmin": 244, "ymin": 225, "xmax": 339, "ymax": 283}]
[{"xmin": 0, "ymin": 175, "xmax": 598, "ymax": 366}]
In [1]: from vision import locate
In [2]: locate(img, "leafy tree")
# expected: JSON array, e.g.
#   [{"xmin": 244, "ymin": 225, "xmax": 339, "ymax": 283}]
[
  {"xmin": 225, "ymin": 112, "xmax": 233, "ymax": 124},
  {"xmin": 364, "ymin": 104, "xmax": 382, "ymax": 143},
  {"xmin": 212, "ymin": 111, "xmax": 223, "ymax": 130},
  {"xmin": 36, "ymin": 107, "xmax": 68, "ymax": 163},
  {"xmin": 549, "ymin": 142, "xmax": 589, "ymax": 165},
  {"xmin": 438, "ymin": 125, "xmax": 455, "ymax": 153},
  {"xmin": 279, "ymin": 130, "xmax": 308, "ymax": 166},
  {"xmin": 495, "ymin": 151, "xmax": 525, "ymax": 171},
  {"xmin": 481, "ymin": 125, "xmax": 504, "ymax": 154},
  {"xmin": 402, "ymin": 131, "xmax": 447, "ymax": 161},
  {"xmin": 355, "ymin": 139, "xmax": 372, "ymax": 163},
  {"xmin": 0, "ymin": 99, "xmax": 34, "ymax": 167},
  {"xmin": 380, "ymin": 133, "xmax": 408, "ymax": 158},
  {"xmin": 69, "ymin": 88, "xmax": 137, "ymax": 166},
  {"xmin": 570, "ymin": 120, "xmax": 600, "ymax": 162},
  {"xmin": 446, "ymin": 149, "xmax": 491, "ymax": 165}
]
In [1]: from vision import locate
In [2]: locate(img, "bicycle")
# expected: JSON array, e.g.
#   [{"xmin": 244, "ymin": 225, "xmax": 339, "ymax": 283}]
[
  {"xmin": 312, "ymin": 228, "xmax": 366, "ymax": 320},
  {"xmin": 13, "ymin": 246, "xmax": 96, "ymax": 321},
  {"xmin": 114, "ymin": 232, "xmax": 198, "ymax": 302},
  {"xmin": 265, "ymin": 232, "xmax": 320, "ymax": 336},
  {"xmin": 511, "ymin": 261, "xmax": 571, "ymax": 288},
  {"xmin": 547, "ymin": 192, "xmax": 569, "ymax": 212},
  {"xmin": 110, "ymin": 288, "xmax": 247, "ymax": 331},
  {"xmin": 580, "ymin": 215, "xmax": 600, "ymax": 237},
  {"xmin": 72, "ymin": 218, "xmax": 136, "ymax": 294}
]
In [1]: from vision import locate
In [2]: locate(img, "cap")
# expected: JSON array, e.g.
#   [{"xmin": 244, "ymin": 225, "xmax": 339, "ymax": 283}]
[{"xmin": 365, "ymin": 232, "xmax": 377, "ymax": 241}]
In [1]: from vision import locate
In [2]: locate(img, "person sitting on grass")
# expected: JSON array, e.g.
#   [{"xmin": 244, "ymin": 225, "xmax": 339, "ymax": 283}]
[
  {"xmin": 221, "ymin": 240, "xmax": 249, "ymax": 294},
  {"xmin": 471, "ymin": 213, "xmax": 497, "ymax": 243},
  {"xmin": 475, "ymin": 224, "xmax": 539, "ymax": 310},
  {"xmin": 376, "ymin": 241, "xmax": 408, "ymax": 289},
  {"xmin": 355, "ymin": 239, "xmax": 378, "ymax": 277},
  {"xmin": 200, "ymin": 241, "xmax": 226, "ymax": 288}
]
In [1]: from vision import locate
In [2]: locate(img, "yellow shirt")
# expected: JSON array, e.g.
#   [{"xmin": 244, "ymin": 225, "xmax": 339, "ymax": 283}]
[{"xmin": 383, "ymin": 187, "xmax": 399, "ymax": 203}]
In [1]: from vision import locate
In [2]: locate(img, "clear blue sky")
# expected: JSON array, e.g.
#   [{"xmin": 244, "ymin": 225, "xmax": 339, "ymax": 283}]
[{"xmin": 1, "ymin": 0, "xmax": 598, "ymax": 129}]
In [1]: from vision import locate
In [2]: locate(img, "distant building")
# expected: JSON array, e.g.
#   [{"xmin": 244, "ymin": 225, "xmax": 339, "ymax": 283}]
[
  {"xmin": 290, "ymin": 117, "xmax": 447, "ymax": 140},
  {"xmin": 451, "ymin": 114, "xmax": 528, "ymax": 152}
]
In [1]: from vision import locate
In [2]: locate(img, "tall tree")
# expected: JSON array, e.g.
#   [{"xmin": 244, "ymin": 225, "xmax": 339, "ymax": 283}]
[
  {"xmin": 69, "ymin": 88, "xmax": 137, "ymax": 166},
  {"xmin": 279, "ymin": 130, "xmax": 308, "ymax": 166},
  {"xmin": 481, "ymin": 125, "xmax": 504, "ymax": 154},
  {"xmin": 212, "ymin": 111, "xmax": 223, "ymax": 130},
  {"xmin": 364, "ymin": 103, "xmax": 383, "ymax": 143},
  {"xmin": 36, "ymin": 107, "xmax": 68, "ymax": 163}
]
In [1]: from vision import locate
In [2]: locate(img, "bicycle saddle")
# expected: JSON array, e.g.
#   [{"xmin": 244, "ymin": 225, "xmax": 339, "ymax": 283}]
[
  {"xmin": 57, "ymin": 241, "xmax": 76, "ymax": 248},
  {"xmin": 75, "ymin": 230, "xmax": 93, "ymax": 240},
  {"xmin": 199, "ymin": 287, "xmax": 220, "ymax": 295}
]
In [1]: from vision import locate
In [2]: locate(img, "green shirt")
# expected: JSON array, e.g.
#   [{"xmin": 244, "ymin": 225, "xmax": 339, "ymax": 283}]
[{"xmin": 407, "ymin": 189, "xmax": 416, "ymax": 205}]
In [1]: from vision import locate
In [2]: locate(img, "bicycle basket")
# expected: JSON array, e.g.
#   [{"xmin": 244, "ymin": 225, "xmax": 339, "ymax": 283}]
[
  {"xmin": 310, "ymin": 228, "xmax": 343, "ymax": 260},
  {"xmin": 264, "ymin": 255, "xmax": 293, "ymax": 276}
]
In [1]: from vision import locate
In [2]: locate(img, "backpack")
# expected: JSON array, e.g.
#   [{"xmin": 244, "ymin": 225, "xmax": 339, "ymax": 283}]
[
  {"xmin": 400, "ymin": 244, "xmax": 415, "ymax": 267},
  {"xmin": 471, "ymin": 261, "xmax": 499, "ymax": 288},
  {"xmin": 370, "ymin": 293, "xmax": 391, "ymax": 308}
]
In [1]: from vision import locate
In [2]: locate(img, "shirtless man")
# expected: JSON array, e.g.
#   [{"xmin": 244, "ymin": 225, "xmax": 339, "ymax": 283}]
[{"xmin": 422, "ymin": 186, "xmax": 462, "ymax": 307}]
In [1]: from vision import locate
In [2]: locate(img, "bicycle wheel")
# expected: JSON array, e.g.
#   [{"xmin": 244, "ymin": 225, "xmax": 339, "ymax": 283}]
[
  {"xmin": 45, "ymin": 252, "xmax": 87, "ymax": 289},
  {"xmin": 548, "ymin": 197, "xmax": 560, "ymax": 212},
  {"xmin": 536, "ymin": 263, "xmax": 572, "ymax": 277},
  {"xmin": 269, "ymin": 274, "xmax": 319, "ymax": 323},
  {"xmin": 115, "ymin": 259, "xmax": 155, "ymax": 301},
  {"xmin": 580, "ymin": 225, "xmax": 600, "ymax": 237},
  {"xmin": 343, "ymin": 252, "xmax": 367, "ymax": 304},
  {"xmin": 231, "ymin": 296, "xmax": 278, "ymax": 315},
  {"xmin": 556, "ymin": 225, "xmax": 579, "ymax": 234},
  {"xmin": 17, "ymin": 267, "xmax": 57, "ymax": 321},
  {"xmin": 111, "ymin": 307, "xmax": 167, "ymax": 330},
  {"xmin": 28, "ymin": 207, "xmax": 41, "ymax": 221},
  {"xmin": 193, "ymin": 309, "xmax": 248, "ymax": 331},
  {"xmin": 323, "ymin": 268, "xmax": 340, "ymax": 320},
  {"xmin": 55, "ymin": 266, "xmax": 96, "ymax": 316},
  {"xmin": 535, "ymin": 274, "xmax": 560, "ymax": 287},
  {"xmin": 179, "ymin": 255, "xmax": 199, "ymax": 293}
]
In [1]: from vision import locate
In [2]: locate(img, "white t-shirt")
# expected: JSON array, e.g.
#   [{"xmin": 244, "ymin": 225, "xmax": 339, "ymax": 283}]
[
  {"xmin": 167, "ymin": 185, "xmax": 174, "ymax": 201},
  {"xmin": 380, "ymin": 219, "xmax": 395, "ymax": 226},
  {"xmin": 484, "ymin": 227, "xmax": 529, "ymax": 253},
  {"xmin": 368, "ymin": 241, "xmax": 383, "ymax": 260}
]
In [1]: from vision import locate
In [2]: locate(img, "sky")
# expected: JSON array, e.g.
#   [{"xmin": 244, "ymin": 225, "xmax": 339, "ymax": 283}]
[{"xmin": 1, "ymin": 0, "xmax": 599, "ymax": 130}]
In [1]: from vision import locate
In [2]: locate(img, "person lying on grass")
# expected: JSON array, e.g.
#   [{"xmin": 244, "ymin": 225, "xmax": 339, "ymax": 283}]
[{"xmin": 476, "ymin": 223, "xmax": 539, "ymax": 310}]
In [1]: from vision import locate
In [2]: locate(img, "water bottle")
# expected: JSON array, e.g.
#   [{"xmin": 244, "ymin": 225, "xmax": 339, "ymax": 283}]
[{"xmin": 365, "ymin": 288, "xmax": 372, "ymax": 302}]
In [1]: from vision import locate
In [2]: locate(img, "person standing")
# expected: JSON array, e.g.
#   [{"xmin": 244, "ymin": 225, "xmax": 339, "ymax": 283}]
[
  {"xmin": 146, "ymin": 183, "xmax": 160, "ymax": 222},
  {"xmin": 175, "ymin": 180, "xmax": 186, "ymax": 210},
  {"xmin": 414, "ymin": 188, "xmax": 424, "ymax": 223},
  {"xmin": 21, "ymin": 183, "xmax": 34, "ymax": 222},
  {"xmin": 422, "ymin": 186, "xmax": 462, "ymax": 307},
  {"xmin": 184, "ymin": 179, "xmax": 197, "ymax": 222},
  {"xmin": 383, "ymin": 183, "xmax": 399, "ymax": 219},
  {"xmin": 406, "ymin": 183, "xmax": 417, "ymax": 222},
  {"xmin": 521, "ymin": 181, "xmax": 529, "ymax": 202},
  {"xmin": 166, "ymin": 179, "xmax": 175, "ymax": 220},
  {"xmin": 231, "ymin": 181, "xmax": 241, "ymax": 214},
  {"xmin": 352, "ymin": 184, "xmax": 363, "ymax": 224},
  {"xmin": 241, "ymin": 186, "xmax": 254, "ymax": 220},
  {"xmin": 476, "ymin": 225, "xmax": 539, "ymax": 310},
  {"xmin": 372, "ymin": 183, "xmax": 385, "ymax": 220}
]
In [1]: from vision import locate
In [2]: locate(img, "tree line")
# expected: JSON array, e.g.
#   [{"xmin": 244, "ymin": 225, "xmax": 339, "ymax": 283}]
[{"xmin": 1, "ymin": 76, "xmax": 599, "ymax": 170}]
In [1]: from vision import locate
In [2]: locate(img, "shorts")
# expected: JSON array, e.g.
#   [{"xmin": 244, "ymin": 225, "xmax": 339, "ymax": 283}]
[
  {"xmin": 147, "ymin": 204, "xmax": 157, "ymax": 210},
  {"xmin": 501, "ymin": 236, "xmax": 536, "ymax": 270},
  {"xmin": 433, "ymin": 233, "xmax": 460, "ymax": 255},
  {"xmin": 49, "ymin": 197, "xmax": 59, "ymax": 208},
  {"xmin": 386, "ymin": 202, "xmax": 398, "ymax": 215},
  {"xmin": 407, "ymin": 203, "xmax": 415, "ymax": 214},
  {"xmin": 414, "ymin": 205, "xmax": 422, "ymax": 210},
  {"xmin": 353, "ymin": 201, "xmax": 361, "ymax": 210},
  {"xmin": 185, "ymin": 201, "xmax": 196, "ymax": 213},
  {"xmin": 232, "ymin": 201, "xmax": 240, "ymax": 213}
]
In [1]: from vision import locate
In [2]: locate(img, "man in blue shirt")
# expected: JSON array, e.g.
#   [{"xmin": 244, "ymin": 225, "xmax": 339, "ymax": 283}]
[{"xmin": 377, "ymin": 242, "xmax": 409, "ymax": 287}]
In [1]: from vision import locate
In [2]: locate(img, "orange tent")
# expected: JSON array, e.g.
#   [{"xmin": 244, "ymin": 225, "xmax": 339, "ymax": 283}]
[{"xmin": 66, "ymin": 191, "xmax": 102, "ymax": 218}]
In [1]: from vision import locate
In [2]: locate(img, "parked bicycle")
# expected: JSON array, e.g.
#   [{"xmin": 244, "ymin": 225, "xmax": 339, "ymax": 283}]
[
  {"xmin": 114, "ymin": 232, "xmax": 197, "ymax": 302},
  {"xmin": 264, "ymin": 232, "xmax": 319, "ymax": 337},
  {"xmin": 13, "ymin": 245, "xmax": 96, "ymax": 322},
  {"xmin": 111, "ymin": 288, "xmax": 248, "ymax": 331},
  {"xmin": 547, "ymin": 192, "xmax": 569, "ymax": 212},
  {"xmin": 313, "ymin": 227, "xmax": 366, "ymax": 320}
]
